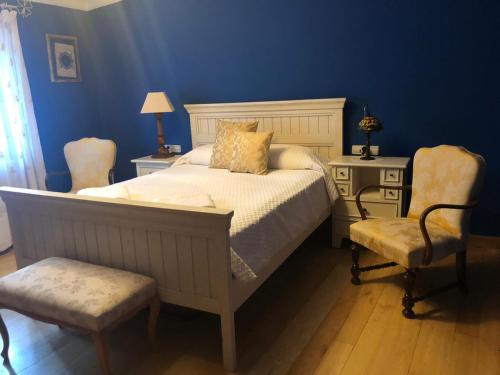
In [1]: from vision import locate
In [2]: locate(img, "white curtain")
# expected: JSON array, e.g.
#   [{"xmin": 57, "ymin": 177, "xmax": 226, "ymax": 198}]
[{"xmin": 0, "ymin": 10, "xmax": 46, "ymax": 251}]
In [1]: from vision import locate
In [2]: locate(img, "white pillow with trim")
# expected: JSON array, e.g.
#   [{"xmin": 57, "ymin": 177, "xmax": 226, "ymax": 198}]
[{"xmin": 173, "ymin": 144, "xmax": 214, "ymax": 166}]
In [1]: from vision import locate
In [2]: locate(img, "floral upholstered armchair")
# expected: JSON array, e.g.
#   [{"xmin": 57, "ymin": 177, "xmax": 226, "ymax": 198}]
[
  {"xmin": 46, "ymin": 138, "xmax": 117, "ymax": 193},
  {"xmin": 349, "ymin": 145, "xmax": 486, "ymax": 318}
]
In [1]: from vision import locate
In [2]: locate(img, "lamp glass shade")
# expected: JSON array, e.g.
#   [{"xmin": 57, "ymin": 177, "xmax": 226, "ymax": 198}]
[{"xmin": 141, "ymin": 92, "xmax": 175, "ymax": 114}]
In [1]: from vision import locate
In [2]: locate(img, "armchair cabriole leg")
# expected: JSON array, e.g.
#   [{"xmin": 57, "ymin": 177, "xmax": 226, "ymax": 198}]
[
  {"xmin": 402, "ymin": 268, "xmax": 416, "ymax": 319},
  {"xmin": 456, "ymin": 251, "xmax": 468, "ymax": 295},
  {"xmin": 350, "ymin": 243, "xmax": 361, "ymax": 285},
  {"xmin": 0, "ymin": 314, "xmax": 9, "ymax": 363}
]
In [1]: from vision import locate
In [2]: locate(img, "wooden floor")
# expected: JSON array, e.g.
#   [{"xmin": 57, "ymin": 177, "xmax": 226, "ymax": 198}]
[{"xmin": 0, "ymin": 223, "xmax": 498, "ymax": 375}]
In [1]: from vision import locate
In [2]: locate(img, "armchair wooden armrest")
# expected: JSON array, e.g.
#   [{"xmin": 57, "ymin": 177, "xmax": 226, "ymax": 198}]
[
  {"xmin": 45, "ymin": 170, "xmax": 70, "ymax": 191},
  {"xmin": 46, "ymin": 169, "xmax": 115, "ymax": 192},
  {"xmin": 355, "ymin": 185, "xmax": 412, "ymax": 220},
  {"xmin": 108, "ymin": 169, "xmax": 115, "ymax": 185},
  {"xmin": 419, "ymin": 200, "xmax": 479, "ymax": 265}
]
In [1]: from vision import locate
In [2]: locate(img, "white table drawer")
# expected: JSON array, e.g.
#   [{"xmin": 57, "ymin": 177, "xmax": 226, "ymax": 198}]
[
  {"xmin": 336, "ymin": 183, "xmax": 350, "ymax": 196},
  {"xmin": 137, "ymin": 167, "xmax": 163, "ymax": 176},
  {"xmin": 335, "ymin": 200, "xmax": 398, "ymax": 218},
  {"xmin": 335, "ymin": 167, "xmax": 350, "ymax": 181},
  {"xmin": 382, "ymin": 168, "xmax": 401, "ymax": 183},
  {"xmin": 384, "ymin": 188, "xmax": 400, "ymax": 200},
  {"xmin": 132, "ymin": 155, "xmax": 180, "ymax": 177}
]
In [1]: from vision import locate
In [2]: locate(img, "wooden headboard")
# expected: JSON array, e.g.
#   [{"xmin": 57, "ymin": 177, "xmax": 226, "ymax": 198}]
[{"xmin": 184, "ymin": 98, "xmax": 346, "ymax": 160}]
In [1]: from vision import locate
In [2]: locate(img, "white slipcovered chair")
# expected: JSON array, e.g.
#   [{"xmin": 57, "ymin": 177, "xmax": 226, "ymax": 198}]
[
  {"xmin": 349, "ymin": 145, "xmax": 486, "ymax": 318},
  {"xmin": 46, "ymin": 138, "xmax": 117, "ymax": 193}
]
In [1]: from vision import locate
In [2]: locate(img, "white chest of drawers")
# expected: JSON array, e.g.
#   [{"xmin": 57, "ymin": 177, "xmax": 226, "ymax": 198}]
[
  {"xmin": 329, "ymin": 156, "xmax": 410, "ymax": 248},
  {"xmin": 131, "ymin": 155, "xmax": 180, "ymax": 177}
]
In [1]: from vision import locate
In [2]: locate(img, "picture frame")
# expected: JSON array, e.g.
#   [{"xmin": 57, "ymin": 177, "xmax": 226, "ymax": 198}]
[{"xmin": 46, "ymin": 34, "xmax": 81, "ymax": 83}]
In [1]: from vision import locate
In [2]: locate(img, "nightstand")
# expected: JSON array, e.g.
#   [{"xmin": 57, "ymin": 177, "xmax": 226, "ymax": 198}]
[
  {"xmin": 329, "ymin": 156, "xmax": 410, "ymax": 248},
  {"xmin": 131, "ymin": 155, "xmax": 180, "ymax": 177}
]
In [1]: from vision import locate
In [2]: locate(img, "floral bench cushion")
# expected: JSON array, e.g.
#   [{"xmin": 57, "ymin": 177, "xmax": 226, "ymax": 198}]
[{"xmin": 0, "ymin": 257, "xmax": 156, "ymax": 331}]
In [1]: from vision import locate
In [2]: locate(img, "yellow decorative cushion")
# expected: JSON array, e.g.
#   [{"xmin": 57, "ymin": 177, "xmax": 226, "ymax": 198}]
[
  {"xmin": 229, "ymin": 131, "xmax": 274, "ymax": 175},
  {"xmin": 407, "ymin": 145, "xmax": 485, "ymax": 238},
  {"xmin": 0, "ymin": 257, "xmax": 156, "ymax": 331},
  {"xmin": 350, "ymin": 218, "xmax": 465, "ymax": 268},
  {"xmin": 209, "ymin": 120, "xmax": 259, "ymax": 169}
]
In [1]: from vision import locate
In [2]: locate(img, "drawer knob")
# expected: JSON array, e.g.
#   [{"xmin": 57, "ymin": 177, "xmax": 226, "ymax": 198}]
[
  {"xmin": 340, "ymin": 188, "xmax": 345, "ymax": 193},
  {"xmin": 389, "ymin": 191, "xmax": 394, "ymax": 195},
  {"xmin": 390, "ymin": 174, "xmax": 395, "ymax": 178},
  {"xmin": 340, "ymin": 171, "xmax": 345, "ymax": 176},
  {"xmin": 363, "ymin": 208, "xmax": 369, "ymax": 215}
]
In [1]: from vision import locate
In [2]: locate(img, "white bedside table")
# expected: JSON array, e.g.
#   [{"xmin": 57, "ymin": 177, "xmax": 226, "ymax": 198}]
[
  {"xmin": 131, "ymin": 155, "xmax": 180, "ymax": 177},
  {"xmin": 329, "ymin": 156, "xmax": 410, "ymax": 248}
]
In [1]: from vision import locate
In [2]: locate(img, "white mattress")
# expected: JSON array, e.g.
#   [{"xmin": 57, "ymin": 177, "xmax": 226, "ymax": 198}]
[{"xmin": 118, "ymin": 165, "xmax": 332, "ymax": 281}]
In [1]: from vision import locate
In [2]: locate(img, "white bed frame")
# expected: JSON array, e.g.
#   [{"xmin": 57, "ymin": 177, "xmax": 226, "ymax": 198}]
[{"xmin": 0, "ymin": 98, "xmax": 345, "ymax": 371}]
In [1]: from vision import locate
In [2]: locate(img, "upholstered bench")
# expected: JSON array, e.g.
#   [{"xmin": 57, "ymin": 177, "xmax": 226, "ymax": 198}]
[{"xmin": 0, "ymin": 257, "xmax": 160, "ymax": 375}]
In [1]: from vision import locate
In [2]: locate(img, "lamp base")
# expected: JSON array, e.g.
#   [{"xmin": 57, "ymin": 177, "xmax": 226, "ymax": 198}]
[
  {"xmin": 152, "ymin": 145, "xmax": 175, "ymax": 159},
  {"xmin": 360, "ymin": 132, "xmax": 376, "ymax": 161},
  {"xmin": 152, "ymin": 152, "xmax": 176, "ymax": 159},
  {"xmin": 360, "ymin": 155, "xmax": 375, "ymax": 161}
]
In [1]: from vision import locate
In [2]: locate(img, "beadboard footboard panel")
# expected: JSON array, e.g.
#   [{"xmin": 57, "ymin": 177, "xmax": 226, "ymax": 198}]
[{"xmin": 0, "ymin": 187, "xmax": 234, "ymax": 315}]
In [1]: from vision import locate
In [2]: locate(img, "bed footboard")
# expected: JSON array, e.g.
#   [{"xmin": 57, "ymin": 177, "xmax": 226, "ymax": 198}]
[{"xmin": 0, "ymin": 187, "xmax": 238, "ymax": 370}]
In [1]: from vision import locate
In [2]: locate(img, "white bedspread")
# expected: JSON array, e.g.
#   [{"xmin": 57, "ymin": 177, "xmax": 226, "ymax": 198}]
[{"xmin": 111, "ymin": 165, "xmax": 334, "ymax": 282}]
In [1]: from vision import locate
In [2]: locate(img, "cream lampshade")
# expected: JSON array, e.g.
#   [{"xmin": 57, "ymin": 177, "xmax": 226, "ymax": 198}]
[{"xmin": 141, "ymin": 92, "xmax": 175, "ymax": 158}]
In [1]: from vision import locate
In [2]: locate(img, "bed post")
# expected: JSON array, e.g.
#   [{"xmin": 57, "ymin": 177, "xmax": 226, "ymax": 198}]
[
  {"xmin": 213, "ymin": 226, "xmax": 237, "ymax": 371},
  {"xmin": 220, "ymin": 310, "xmax": 236, "ymax": 371}
]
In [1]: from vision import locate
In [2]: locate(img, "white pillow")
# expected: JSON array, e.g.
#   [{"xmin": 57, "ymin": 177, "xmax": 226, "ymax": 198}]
[
  {"xmin": 174, "ymin": 144, "xmax": 214, "ymax": 166},
  {"xmin": 77, "ymin": 184, "xmax": 130, "ymax": 199},
  {"xmin": 268, "ymin": 144, "xmax": 338, "ymax": 202},
  {"xmin": 175, "ymin": 143, "xmax": 328, "ymax": 171},
  {"xmin": 268, "ymin": 144, "xmax": 326, "ymax": 170}
]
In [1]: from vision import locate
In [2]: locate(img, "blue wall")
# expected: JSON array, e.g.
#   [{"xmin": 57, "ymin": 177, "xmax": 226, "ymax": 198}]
[
  {"xmin": 19, "ymin": 0, "xmax": 500, "ymax": 235},
  {"xmin": 17, "ymin": 3, "xmax": 100, "ymax": 188}
]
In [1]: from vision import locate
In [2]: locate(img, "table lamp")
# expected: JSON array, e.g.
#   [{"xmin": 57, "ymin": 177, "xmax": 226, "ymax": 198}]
[
  {"xmin": 358, "ymin": 106, "xmax": 383, "ymax": 160},
  {"xmin": 141, "ymin": 92, "xmax": 175, "ymax": 158}
]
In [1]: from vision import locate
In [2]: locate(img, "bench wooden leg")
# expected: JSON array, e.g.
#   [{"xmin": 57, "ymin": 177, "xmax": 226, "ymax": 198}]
[
  {"xmin": 92, "ymin": 332, "xmax": 111, "ymax": 375},
  {"xmin": 148, "ymin": 294, "xmax": 161, "ymax": 347},
  {"xmin": 0, "ymin": 314, "xmax": 9, "ymax": 363}
]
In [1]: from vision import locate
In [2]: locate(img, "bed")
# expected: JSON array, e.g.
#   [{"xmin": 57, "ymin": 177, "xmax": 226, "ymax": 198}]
[{"xmin": 0, "ymin": 97, "xmax": 346, "ymax": 371}]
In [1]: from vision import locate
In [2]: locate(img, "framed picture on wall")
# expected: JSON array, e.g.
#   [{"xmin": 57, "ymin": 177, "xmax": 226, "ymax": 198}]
[{"xmin": 46, "ymin": 34, "xmax": 81, "ymax": 83}]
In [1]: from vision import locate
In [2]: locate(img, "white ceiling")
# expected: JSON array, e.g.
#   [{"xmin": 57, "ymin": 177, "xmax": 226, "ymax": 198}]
[{"xmin": 32, "ymin": 0, "xmax": 122, "ymax": 11}]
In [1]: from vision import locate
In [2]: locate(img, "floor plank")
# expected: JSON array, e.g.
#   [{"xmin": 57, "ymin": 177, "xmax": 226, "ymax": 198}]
[
  {"xmin": 0, "ymin": 233, "xmax": 497, "ymax": 375},
  {"xmin": 339, "ymin": 282, "xmax": 422, "ymax": 375},
  {"xmin": 288, "ymin": 250, "xmax": 389, "ymax": 375}
]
